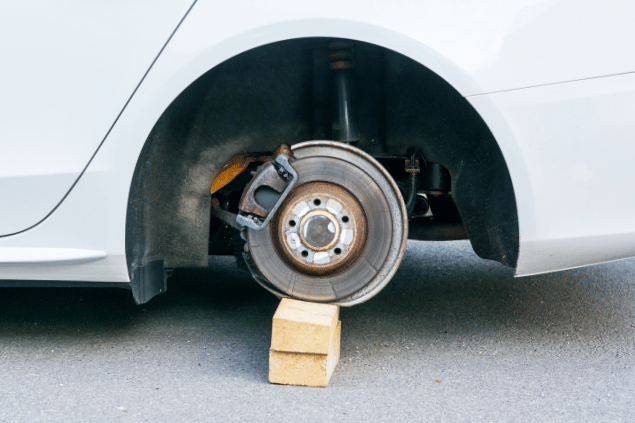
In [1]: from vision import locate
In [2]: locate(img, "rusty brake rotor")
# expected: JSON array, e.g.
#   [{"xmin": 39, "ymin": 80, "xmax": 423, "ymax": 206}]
[{"xmin": 243, "ymin": 141, "xmax": 408, "ymax": 306}]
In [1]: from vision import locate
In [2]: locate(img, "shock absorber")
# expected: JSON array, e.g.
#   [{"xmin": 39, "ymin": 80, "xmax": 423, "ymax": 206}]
[{"xmin": 330, "ymin": 41, "xmax": 359, "ymax": 144}]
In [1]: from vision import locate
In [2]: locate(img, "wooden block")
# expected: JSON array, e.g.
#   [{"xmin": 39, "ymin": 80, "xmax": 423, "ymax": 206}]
[
  {"xmin": 271, "ymin": 298, "xmax": 339, "ymax": 354},
  {"xmin": 269, "ymin": 321, "xmax": 340, "ymax": 387}
]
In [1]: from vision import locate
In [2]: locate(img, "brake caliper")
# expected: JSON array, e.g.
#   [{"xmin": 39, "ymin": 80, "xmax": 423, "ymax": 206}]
[{"xmin": 235, "ymin": 145, "xmax": 298, "ymax": 231}]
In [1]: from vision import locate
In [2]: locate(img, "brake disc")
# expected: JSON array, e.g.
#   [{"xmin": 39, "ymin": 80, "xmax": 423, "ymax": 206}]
[{"xmin": 244, "ymin": 141, "xmax": 407, "ymax": 306}]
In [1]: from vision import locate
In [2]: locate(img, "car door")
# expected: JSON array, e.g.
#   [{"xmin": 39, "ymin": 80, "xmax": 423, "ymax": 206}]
[{"xmin": 0, "ymin": 0, "xmax": 194, "ymax": 236}]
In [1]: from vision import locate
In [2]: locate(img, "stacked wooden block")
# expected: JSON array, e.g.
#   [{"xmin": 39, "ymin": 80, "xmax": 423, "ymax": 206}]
[{"xmin": 269, "ymin": 298, "xmax": 341, "ymax": 387}]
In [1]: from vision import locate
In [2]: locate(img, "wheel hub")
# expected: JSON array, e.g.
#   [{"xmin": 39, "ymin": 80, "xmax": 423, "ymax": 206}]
[
  {"xmin": 273, "ymin": 182, "xmax": 367, "ymax": 276},
  {"xmin": 299, "ymin": 211, "xmax": 338, "ymax": 251}
]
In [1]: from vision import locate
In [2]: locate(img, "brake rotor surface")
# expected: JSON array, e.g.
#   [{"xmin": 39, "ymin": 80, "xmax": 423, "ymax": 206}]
[{"xmin": 246, "ymin": 141, "xmax": 408, "ymax": 306}]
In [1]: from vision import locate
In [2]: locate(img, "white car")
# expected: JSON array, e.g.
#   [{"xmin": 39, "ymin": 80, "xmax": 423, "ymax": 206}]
[{"xmin": 2, "ymin": 0, "xmax": 634, "ymax": 305}]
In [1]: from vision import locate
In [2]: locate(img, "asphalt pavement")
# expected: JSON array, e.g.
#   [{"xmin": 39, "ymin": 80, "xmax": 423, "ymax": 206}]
[{"xmin": 1, "ymin": 240, "xmax": 634, "ymax": 422}]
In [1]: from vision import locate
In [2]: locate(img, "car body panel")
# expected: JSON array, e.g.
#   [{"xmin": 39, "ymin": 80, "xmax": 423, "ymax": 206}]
[
  {"xmin": 0, "ymin": 0, "xmax": 194, "ymax": 236},
  {"xmin": 468, "ymin": 72, "xmax": 635, "ymax": 275},
  {"xmin": 0, "ymin": 247, "xmax": 106, "ymax": 265},
  {"xmin": 1, "ymin": 0, "xmax": 634, "ymax": 282}
]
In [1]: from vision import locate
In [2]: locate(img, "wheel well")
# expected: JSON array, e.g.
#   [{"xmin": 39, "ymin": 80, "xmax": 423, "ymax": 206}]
[{"xmin": 126, "ymin": 37, "xmax": 519, "ymax": 286}]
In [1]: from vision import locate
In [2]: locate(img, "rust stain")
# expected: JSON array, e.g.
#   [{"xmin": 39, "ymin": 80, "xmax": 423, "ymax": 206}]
[
  {"xmin": 405, "ymin": 159, "xmax": 420, "ymax": 173},
  {"xmin": 271, "ymin": 182, "xmax": 368, "ymax": 277},
  {"xmin": 330, "ymin": 61, "xmax": 353, "ymax": 70},
  {"xmin": 273, "ymin": 144, "xmax": 292, "ymax": 158},
  {"xmin": 329, "ymin": 51, "xmax": 352, "ymax": 60},
  {"xmin": 211, "ymin": 196, "xmax": 221, "ymax": 211}
]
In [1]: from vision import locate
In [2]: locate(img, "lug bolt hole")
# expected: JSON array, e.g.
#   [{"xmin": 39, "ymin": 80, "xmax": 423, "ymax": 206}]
[
  {"xmin": 289, "ymin": 220, "xmax": 296, "ymax": 227},
  {"xmin": 301, "ymin": 250, "xmax": 309, "ymax": 257},
  {"xmin": 313, "ymin": 199, "xmax": 321, "ymax": 206},
  {"xmin": 334, "ymin": 248, "xmax": 342, "ymax": 255},
  {"xmin": 342, "ymin": 216, "xmax": 349, "ymax": 223}
]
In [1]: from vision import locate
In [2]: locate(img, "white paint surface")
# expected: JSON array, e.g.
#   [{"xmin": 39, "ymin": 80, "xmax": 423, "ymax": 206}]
[
  {"xmin": 1, "ymin": 0, "xmax": 635, "ymax": 282},
  {"xmin": 468, "ymin": 72, "xmax": 635, "ymax": 275},
  {"xmin": 0, "ymin": 0, "xmax": 193, "ymax": 235},
  {"xmin": 0, "ymin": 248, "xmax": 106, "ymax": 265}
]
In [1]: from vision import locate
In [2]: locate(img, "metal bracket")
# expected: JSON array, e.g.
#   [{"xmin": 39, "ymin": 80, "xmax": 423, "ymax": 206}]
[{"xmin": 236, "ymin": 152, "xmax": 298, "ymax": 231}]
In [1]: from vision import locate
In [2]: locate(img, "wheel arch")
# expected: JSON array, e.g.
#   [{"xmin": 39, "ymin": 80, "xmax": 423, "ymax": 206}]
[{"xmin": 124, "ymin": 20, "xmax": 524, "ymax": 302}]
